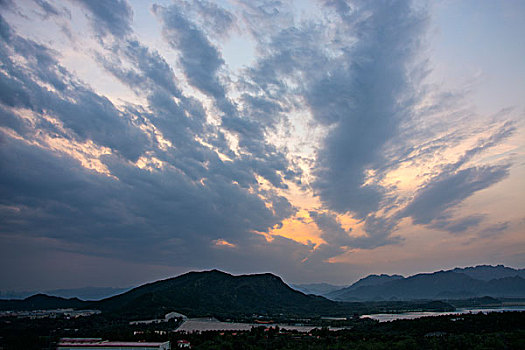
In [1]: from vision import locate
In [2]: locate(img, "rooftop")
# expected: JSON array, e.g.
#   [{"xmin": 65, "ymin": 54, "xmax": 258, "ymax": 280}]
[{"xmin": 57, "ymin": 338, "xmax": 170, "ymax": 348}]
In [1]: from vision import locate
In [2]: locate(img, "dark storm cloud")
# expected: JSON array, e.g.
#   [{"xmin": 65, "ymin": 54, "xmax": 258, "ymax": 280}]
[
  {"xmin": 309, "ymin": 211, "xmax": 401, "ymax": 254},
  {"xmin": 97, "ymin": 40, "xmax": 182, "ymax": 98},
  {"xmin": 151, "ymin": 2, "xmax": 297, "ymax": 189},
  {"xmin": 234, "ymin": 0, "xmax": 516, "ymax": 252},
  {"xmin": 311, "ymin": 0, "xmax": 426, "ymax": 218},
  {"xmin": 152, "ymin": 4, "xmax": 229, "ymax": 104},
  {"xmin": 94, "ymin": 17, "xmax": 294, "ymax": 190},
  {"xmin": 175, "ymin": 0, "xmax": 236, "ymax": 40},
  {"xmin": 95, "ymin": 37, "xmax": 214, "ymax": 152},
  {"xmin": 0, "ymin": 126, "xmax": 287, "ymax": 266},
  {"xmin": 235, "ymin": 0, "xmax": 428, "ymax": 249},
  {"xmin": 72, "ymin": 0, "xmax": 133, "ymax": 38},
  {"xmin": 0, "ymin": 7, "xmax": 301, "ymax": 279},
  {"xmin": 401, "ymin": 165, "xmax": 510, "ymax": 225},
  {"xmin": 309, "ymin": 211, "xmax": 353, "ymax": 248},
  {"xmin": 0, "ymin": 0, "xmax": 13, "ymax": 9},
  {"xmin": 0, "ymin": 15, "xmax": 148, "ymax": 160},
  {"xmin": 0, "ymin": 105, "xmax": 30, "ymax": 134},
  {"xmin": 1, "ymin": 0, "xmax": 520, "ymax": 290}
]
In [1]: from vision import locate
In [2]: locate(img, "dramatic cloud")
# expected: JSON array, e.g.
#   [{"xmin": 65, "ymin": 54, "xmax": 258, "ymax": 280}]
[
  {"xmin": 153, "ymin": 4, "xmax": 229, "ymax": 106},
  {"xmin": 0, "ymin": 0, "xmax": 523, "ymax": 289},
  {"xmin": 402, "ymin": 165, "xmax": 510, "ymax": 225},
  {"xmin": 310, "ymin": 0, "xmax": 426, "ymax": 219},
  {"xmin": 72, "ymin": 0, "xmax": 133, "ymax": 38}
]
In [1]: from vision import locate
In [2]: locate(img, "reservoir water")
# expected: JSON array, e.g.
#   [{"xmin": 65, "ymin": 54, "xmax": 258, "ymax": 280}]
[
  {"xmin": 174, "ymin": 306, "xmax": 525, "ymax": 332},
  {"xmin": 361, "ymin": 306, "xmax": 525, "ymax": 322},
  {"xmin": 176, "ymin": 317, "xmax": 348, "ymax": 332}
]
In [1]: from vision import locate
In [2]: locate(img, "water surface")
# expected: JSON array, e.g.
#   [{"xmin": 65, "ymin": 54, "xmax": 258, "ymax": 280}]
[{"xmin": 361, "ymin": 306, "xmax": 525, "ymax": 322}]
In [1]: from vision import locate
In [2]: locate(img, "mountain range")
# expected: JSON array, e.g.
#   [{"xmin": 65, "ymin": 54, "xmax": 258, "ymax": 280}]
[
  {"xmin": 91, "ymin": 269, "xmax": 354, "ymax": 319},
  {"xmin": 0, "ymin": 270, "xmax": 452, "ymax": 319},
  {"xmin": 326, "ymin": 265, "xmax": 525, "ymax": 301},
  {"xmin": 0, "ymin": 286, "xmax": 130, "ymax": 300},
  {"xmin": 1, "ymin": 265, "xmax": 522, "ymax": 319}
]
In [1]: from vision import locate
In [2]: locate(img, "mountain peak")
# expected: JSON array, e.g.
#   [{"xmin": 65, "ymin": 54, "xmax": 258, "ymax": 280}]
[{"xmin": 93, "ymin": 270, "xmax": 341, "ymax": 319}]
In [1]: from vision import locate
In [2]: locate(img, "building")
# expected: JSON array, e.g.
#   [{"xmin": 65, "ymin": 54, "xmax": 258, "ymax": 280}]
[
  {"xmin": 57, "ymin": 338, "xmax": 170, "ymax": 350},
  {"xmin": 129, "ymin": 311, "xmax": 186, "ymax": 325},
  {"xmin": 176, "ymin": 340, "xmax": 191, "ymax": 349}
]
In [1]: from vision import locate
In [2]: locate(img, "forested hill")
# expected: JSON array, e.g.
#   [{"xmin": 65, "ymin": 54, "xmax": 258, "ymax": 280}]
[{"xmin": 91, "ymin": 270, "xmax": 354, "ymax": 319}]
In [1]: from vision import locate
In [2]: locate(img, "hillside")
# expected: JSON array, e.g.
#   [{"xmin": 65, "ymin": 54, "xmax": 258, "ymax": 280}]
[
  {"xmin": 328, "ymin": 265, "xmax": 525, "ymax": 301},
  {"xmin": 91, "ymin": 270, "xmax": 358, "ymax": 319},
  {"xmin": 290, "ymin": 283, "xmax": 344, "ymax": 297},
  {"xmin": 0, "ymin": 271, "xmax": 454, "ymax": 318},
  {"xmin": 328, "ymin": 274, "xmax": 403, "ymax": 300},
  {"xmin": 7, "ymin": 267, "xmax": 516, "ymax": 317}
]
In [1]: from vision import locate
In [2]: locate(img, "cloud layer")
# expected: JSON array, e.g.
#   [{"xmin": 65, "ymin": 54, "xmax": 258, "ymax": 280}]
[{"xmin": 0, "ymin": 0, "xmax": 522, "ymax": 288}]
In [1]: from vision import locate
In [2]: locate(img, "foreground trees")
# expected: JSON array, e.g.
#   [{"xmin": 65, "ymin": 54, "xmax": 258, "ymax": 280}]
[{"xmin": 1, "ymin": 311, "xmax": 524, "ymax": 349}]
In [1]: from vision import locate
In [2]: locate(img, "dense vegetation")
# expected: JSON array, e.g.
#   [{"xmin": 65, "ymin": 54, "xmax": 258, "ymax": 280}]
[{"xmin": 0, "ymin": 311, "xmax": 523, "ymax": 349}]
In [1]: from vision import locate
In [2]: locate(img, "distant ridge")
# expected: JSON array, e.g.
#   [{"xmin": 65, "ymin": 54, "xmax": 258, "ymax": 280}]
[
  {"xmin": 328, "ymin": 274, "xmax": 403, "ymax": 300},
  {"xmin": 0, "ymin": 294, "xmax": 86, "ymax": 311},
  {"xmin": 327, "ymin": 265, "xmax": 525, "ymax": 301},
  {"xmin": 3, "ymin": 266, "xmax": 520, "ymax": 316},
  {"xmin": 0, "ymin": 286, "xmax": 131, "ymax": 300},
  {"xmin": 44, "ymin": 286, "xmax": 131, "ymax": 300},
  {"xmin": 0, "ymin": 270, "xmax": 455, "ymax": 318},
  {"xmin": 452, "ymin": 265, "xmax": 525, "ymax": 281}
]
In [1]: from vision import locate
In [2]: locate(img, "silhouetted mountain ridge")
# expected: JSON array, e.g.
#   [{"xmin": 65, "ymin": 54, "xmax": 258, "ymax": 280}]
[
  {"xmin": 452, "ymin": 265, "xmax": 525, "ymax": 281},
  {"xmin": 327, "ymin": 265, "xmax": 525, "ymax": 301},
  {"xmin": 91, "ymin": 269, "xmax": 358, "ymax": 319},
  {"xmin": 290, "ymin": 283, "xmax": 344, "ymax": 297},
  {"xmin": 3, "ymin": 266, "xmax": 519, "ymax": 316}
]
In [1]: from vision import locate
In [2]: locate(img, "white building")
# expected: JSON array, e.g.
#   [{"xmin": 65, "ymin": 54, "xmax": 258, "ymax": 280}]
[
  {"xmin": 176, "ymin": 340, "xmax": 191, "ymax": 349},
  {"xmin": 57, "ymin": 338, "xmax": 170, "ymax": 350}
]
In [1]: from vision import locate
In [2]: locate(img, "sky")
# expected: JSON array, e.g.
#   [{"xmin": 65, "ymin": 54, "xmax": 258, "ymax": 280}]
[{"xmin": 0, "ymin": 0, "xmax": 524, "ymax": 292}]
